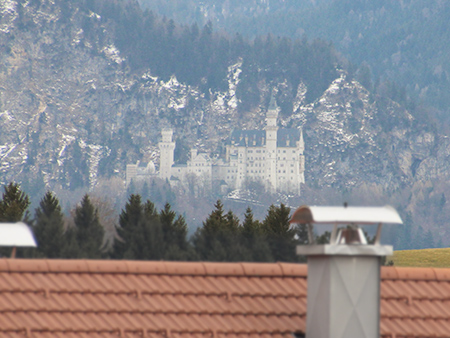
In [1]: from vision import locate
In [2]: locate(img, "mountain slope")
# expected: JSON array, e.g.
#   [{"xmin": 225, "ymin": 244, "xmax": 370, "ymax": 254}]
[
  {"xmin": 139, "ymin": 0, "xmax": 450, "ymax": 121},
  {"xmin": 0, "ymin": 0, "xmax": 449, "ymax": 246}
]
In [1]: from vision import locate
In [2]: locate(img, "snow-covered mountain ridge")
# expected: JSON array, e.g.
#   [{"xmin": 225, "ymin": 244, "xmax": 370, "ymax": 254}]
[{"xmin": 0, "ymin": 0, "xmax": 449, "ymax": 243}]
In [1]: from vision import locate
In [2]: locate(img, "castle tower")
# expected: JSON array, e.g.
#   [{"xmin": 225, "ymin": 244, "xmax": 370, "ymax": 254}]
[
  {"xmin": 265, "ymin": 95, "xmax": 278, "ymax": 192},
  {"xmin": 298, "ymin": 128, "xmax": 305, "ymax": 185},
  {"xmin": 158, "ymin": 128, "xmax": 175, "ymax": 180}
]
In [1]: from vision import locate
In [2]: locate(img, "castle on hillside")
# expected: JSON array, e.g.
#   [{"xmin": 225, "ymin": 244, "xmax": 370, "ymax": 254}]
[{"xmin": 126, "ymin": 97, "xmax": 305, "ymax": 195}]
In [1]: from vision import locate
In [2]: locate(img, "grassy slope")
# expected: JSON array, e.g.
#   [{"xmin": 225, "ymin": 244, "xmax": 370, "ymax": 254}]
[{"xmin": 390, "ymin": 248, "xmax": 450, "ymax": 268}]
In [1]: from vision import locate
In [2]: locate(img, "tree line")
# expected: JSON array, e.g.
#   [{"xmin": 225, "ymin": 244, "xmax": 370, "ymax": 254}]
[
  {"xmin": 0, "ymin": 182, "xmax": 308, "ymax": 262},
  {"xmin": 82, "ymin": 0, "xmax": 338, "ymax": 109}
]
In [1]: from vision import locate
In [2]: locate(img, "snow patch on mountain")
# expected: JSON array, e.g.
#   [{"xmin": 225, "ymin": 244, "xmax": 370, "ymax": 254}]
[
  {"xmin": 227, "ymin": 59, "xmax": 242, "ymax": 109},
  {"xmin": 0, "ymin": 143, "xmax": 17, "ymax": 171},
  {"xmin": 88, "ymin": 144, "xmax": 103, "ymax": 188},
  {"xmin": 102, "ymin": 44, "xmax": 125, "ymax": 64}
]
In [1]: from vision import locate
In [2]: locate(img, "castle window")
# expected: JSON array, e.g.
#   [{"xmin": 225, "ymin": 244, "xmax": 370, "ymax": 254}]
[
  {"xmin": 283, "ymin": 150, "xmax": 286, "ymax": 153},
  {"xmin": 291, "ymin": 170, "xmax": 294, "ymax": 173}
]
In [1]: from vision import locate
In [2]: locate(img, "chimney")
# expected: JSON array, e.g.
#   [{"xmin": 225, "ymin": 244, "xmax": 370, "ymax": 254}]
[
  {"xmin": 291, "ymin": 205, "xmax": 402, "ymax": 338},
  {"xmin": 0, "ymin": 222, "xmax": 37, "ymax": 258}
]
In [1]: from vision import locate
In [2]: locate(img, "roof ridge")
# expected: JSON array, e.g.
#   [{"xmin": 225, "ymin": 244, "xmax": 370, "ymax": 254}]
[
  {"xmin": 0, "ymin": 259, "xmax": 307, "ymax": 277},
  {"xmin": 381, "ymin": 266, "xmax": 450, "ymax": 281}
]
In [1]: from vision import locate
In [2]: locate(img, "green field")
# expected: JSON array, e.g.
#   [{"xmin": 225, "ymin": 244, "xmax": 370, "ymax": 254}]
[{"xmin": 389, "ymin": 248, "xmax": 450, "ymax": 268}]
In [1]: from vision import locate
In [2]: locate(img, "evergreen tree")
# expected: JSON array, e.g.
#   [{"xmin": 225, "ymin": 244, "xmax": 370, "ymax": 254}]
[
  {"xmin": 241, "ymin": 207, "xmax": 272, "ymax": 262},
  {"xmin": 61, "ymin": 226, "xmax": 81, "ymax": 259},
  {"xmin": 113, "ymin": 194, "xmax": 165, "ymax": 260},
  {"xmin": 262, "ymin": 203, "xmax": 297, "ymax": 262},
  {"xmin": 160, "ymin": 202, "xmax": 190, "ymax": 260},
  {"xmin": 33, "ymin": 191, "xmax": 66, "ymax": 258},
  {"xmin": 0, "ymin": 182, "xmax": 30, "ymax": 222},
  {"xmin": 113, "ymin": 194, "xmax": 143, "ymax": 259},
  {"xmin": 141, "ymin": 199, "xmax": 164, "ymax": 260},
  {"xmin": 193, "ymin": 200, "xmax": 252, "ymax": 262},
  {"xmin": 73, "ymin": 194, "xmax": 104, "ymax": 258},
  {"xmin": 193, "ymin": 200, "xmax": 244, "ymax": 261},
  {"xmin": 0, "ymin": 182, "xmax": 31, "ymax": 257}
]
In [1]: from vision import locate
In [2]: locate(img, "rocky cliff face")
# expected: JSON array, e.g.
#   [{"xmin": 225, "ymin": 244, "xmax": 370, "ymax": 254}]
[{"xmin": 0, "ymin": 0, "xmax": 449, "ymax": 244}]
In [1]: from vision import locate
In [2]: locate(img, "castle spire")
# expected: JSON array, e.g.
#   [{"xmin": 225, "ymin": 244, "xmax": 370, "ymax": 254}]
[{"xmin": 268, "ymin": 92, "xmax": 278, "ymax": 111}]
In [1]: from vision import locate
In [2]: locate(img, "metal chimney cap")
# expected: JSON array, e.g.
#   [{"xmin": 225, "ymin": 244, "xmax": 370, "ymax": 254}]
[
  {"xmin": 0, "ymin": 222, "xmax": 37, "ymax": 247},
  {"xmin": 290, "ymin": 205, "xmax": 403, "ymax": 225}
]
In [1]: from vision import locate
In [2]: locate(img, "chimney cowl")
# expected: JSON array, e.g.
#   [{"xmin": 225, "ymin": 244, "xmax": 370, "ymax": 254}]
[{"xmin": 291, "ymin": 205, "xmax": 403, "ymax": 338}]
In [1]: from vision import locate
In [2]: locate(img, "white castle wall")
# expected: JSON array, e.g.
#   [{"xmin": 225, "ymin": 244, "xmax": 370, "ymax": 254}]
[{"xmin": 127, "ymin": 103, "xmax": 305, "ymax": 195}]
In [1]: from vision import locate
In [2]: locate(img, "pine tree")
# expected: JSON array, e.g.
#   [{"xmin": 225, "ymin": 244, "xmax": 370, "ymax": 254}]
[
  {"xmin": 113, "ymin": 194, "xmax": 143, "ymax": 259},
  {"xmin": 241, "ymin": 207, "xmax": 272, "ymax": 262},
  {"xmin": 193, "ymin": 200, "xmax": 226, "ymax": 260},
  {"xmin": 0, "ymin": 182, "xmax": 31, "ymax": 257},
  {"xmin": 193, "ymin": 200, "xmax": 245, "ymax": 262},
  {"xmin": 33, "ymin": 191, "xmax": 66, "ymax": 258},
  {"xmin": 141, "ymin": 199, "xmax": 164, "ymax": 260},
  {"xmin": 160, "ymin": 202, "xmax": 190, "ymax": 260},
  {"xmin": 262, "ymin": 203, "xmax": 297, "ymax": 262},
  {"xmin": 60, "ymin": 226, "xmax": 81, "ymax": 258},
  {"xmin": 0, "ymin": 182, "xmax": 30, "ymax": 222},
  {"xmin": 73, "ymin": 194, "xmax": 104, "ymax": 258},
  {"xmin": 113, "ymin": 195, "xmax": 165, "ymax": 260}
]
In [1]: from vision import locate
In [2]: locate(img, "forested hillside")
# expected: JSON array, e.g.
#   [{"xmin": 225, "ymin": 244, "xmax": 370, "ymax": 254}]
[
  {"xmin": 139, "ymin": 0, "xmax": 450, "ymax": 123},
  {"xmin": 87, "ymin": 0, "xmax": 339, "ymax": 108},
  {"xmin": 0, "ymin": 0, "xmax": 449, "ymax": 249}
]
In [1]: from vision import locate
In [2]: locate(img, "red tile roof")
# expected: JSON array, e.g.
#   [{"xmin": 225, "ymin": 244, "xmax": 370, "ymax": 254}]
[{"xmin": 0, "ymin": 259, "xmax": 448, "ymax": 337}]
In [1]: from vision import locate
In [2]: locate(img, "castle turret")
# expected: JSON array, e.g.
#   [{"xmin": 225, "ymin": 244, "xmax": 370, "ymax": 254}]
[
  {"xmin": 265, "ymin": 94, "xmax": 278, "ymax": 192},
  {"xmin": 298, "ymin": 128, "xmax": 305, "ymax": 185},
  {"xmin": 190, "ymin": 148, "xmax": 198, "ymax": 161},
  {"xmin": 159, "ymin": 128, "xmax": 175, "ymax": 180}
]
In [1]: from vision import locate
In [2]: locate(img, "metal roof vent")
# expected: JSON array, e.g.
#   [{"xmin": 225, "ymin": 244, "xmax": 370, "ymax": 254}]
[
  {"xmin": 290, "ymin": 205, "xmax": 402, "ymax": 338},
  {"xmin": 335, "ymin": 225, "xmax": 367, "ymax": 245},
  {"xmin": 0, "ymin": 222, "xmax": 37, "ymax": 258}
]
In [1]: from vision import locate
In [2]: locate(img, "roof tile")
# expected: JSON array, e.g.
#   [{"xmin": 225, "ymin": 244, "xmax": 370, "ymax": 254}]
[
  {"xmin": 0, "ymin": 260, "xmax": 449, "ymax": 337},
  {"xmin": 203, "ymin": 262, "xmax": 245, "ymax": 276},
  {"xmin": 5, "ymin": 259, "xmax": 49, "ymax": 272}
]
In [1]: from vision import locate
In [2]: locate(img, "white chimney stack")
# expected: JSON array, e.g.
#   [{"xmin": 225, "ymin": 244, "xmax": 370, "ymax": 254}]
[{"xmin": 291, "ymin": 205, "xmax": 403, "ymax": 338}]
